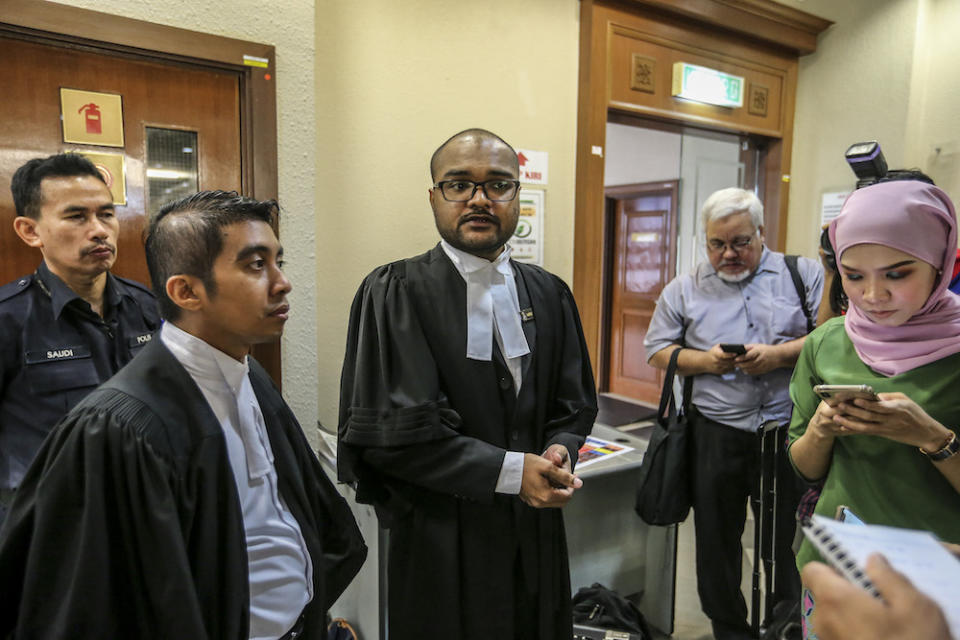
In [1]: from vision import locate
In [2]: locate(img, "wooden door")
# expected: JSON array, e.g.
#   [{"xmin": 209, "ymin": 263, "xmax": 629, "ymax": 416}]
[
  {"xmin": 0, "ymin": 35, "xmax": 241, "ymax": 287},
  {"xmin": 604, "ymin": 181, "xmax": 678, "ymax": 403}
]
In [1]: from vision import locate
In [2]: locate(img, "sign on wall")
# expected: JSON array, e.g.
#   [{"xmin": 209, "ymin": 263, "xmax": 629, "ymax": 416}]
[
  {"xmin": 78, "ymin": 151, "xmax": 126, "ymax": 205},
  {"xmin": 511, "ymin": 188, "xmax": 544, "ymax": 265},
  {"xmin": 820, "ymin": 190, "xmax": 851, "ymax": 238},
  {"xmin": 60, "ymin": 88, "xmax": 124, "ymax": 147},
  {"xmin": 516, "ymin": 149, "xmax": 548, "ymax": 185}
]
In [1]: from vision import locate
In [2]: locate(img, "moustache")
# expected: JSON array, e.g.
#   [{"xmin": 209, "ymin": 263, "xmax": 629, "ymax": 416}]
[
  {"xmin": 459, "ymin": 211, "xmax": 500, "ymax": 227},
  {"xmin": 81, "ymin": 242, "xmax": 116, "ymax": 257}
]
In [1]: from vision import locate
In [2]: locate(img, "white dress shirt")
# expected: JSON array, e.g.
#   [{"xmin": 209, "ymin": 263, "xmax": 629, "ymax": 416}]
[
  {"xmin": 440, "ymin": 240, "xmax": 526, "ymax": 494},
  {"xmin": 161, "ymin": 322, "xmax": 312, "ymax": 640}
]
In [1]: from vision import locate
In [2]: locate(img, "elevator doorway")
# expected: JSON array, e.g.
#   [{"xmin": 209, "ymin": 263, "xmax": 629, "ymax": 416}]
[{"xmin": 601, "ymin": 117, "xmax": 759, "ymax": 405}]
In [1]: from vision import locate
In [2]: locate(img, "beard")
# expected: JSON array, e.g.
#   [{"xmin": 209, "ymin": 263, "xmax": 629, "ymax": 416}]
[
  {"xmin": 436, "ymin": 207, "xmax": 517, "ymax": 258},
  {"xmin": 716, "ymin": 266, "xmax": 752, "ymax": 283},
  {"xmin": 448, "ymin": 226, "xmax": 506, "ymax": 255}
]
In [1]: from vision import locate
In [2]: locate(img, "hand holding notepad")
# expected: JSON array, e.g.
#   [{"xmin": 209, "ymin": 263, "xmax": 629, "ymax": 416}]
[
  {"xmin": 803, "ymin": 555, "xmax": 953, "ymax": 640},
  {"xmin": 802, "ymin": 515, "xmax": 960, "ymax": 639}
]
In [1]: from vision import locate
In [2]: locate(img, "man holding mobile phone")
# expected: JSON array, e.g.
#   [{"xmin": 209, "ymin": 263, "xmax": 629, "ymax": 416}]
[{"xmin": 644, "ymin": 187, "xmax": 823, "ymax": 640}]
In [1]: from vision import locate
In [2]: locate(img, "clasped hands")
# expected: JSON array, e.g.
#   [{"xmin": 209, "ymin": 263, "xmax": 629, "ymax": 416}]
[{"xmin": 518, "ymin": 443, "xmax": 582, "ymax": 509}]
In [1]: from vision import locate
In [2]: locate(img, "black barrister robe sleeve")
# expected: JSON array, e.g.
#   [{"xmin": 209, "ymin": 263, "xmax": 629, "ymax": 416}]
[
  {"xmin": 534, "ymin": 275, "xmax": 599, "ymax": 467},
  {"xmin": 0, "ymin": 396, "xmax": 223, "ymax": 639}
]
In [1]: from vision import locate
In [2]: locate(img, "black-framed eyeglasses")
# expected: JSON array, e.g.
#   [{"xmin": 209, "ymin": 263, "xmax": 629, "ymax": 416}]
[
  {"xmin": 707, "ymin": 234, "xmax": 756, "ymax": 253},
  {"xmin": 433, "ymin": 179, "xmax": 521, "ymax": 202}
]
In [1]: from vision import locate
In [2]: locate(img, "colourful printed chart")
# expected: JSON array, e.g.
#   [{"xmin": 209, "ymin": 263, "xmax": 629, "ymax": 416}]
[{"xmin": 576, "ymin": 435, "xmax": 635, "ymax": 468}]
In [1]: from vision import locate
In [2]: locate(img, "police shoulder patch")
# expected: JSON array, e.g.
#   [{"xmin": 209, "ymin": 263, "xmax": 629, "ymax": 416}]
[{"xmin": 0, "ymin": 274, "xmax": 35, "ymax": 304}]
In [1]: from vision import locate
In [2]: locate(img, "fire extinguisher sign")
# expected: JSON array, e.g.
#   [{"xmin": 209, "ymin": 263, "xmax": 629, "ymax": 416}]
[{"xmin": 60, "ymin": 88, "xmax": 125, "ymax": 147}]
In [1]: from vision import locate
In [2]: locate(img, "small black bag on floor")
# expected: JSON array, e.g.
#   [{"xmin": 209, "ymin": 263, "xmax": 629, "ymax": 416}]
[
  {"xmin": 572, "ymin": 583, "xmax": 653, "ymax": 639},
  {"xmin": 634, "ymin": 347, "xmax": 693, "ymax": 526}
]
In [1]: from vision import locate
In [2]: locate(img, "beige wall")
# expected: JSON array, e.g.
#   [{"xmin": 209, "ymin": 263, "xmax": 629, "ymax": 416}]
[
  {"xmin": 782, "ymin": 0, "xmax": 921, "ymax": 256},
  {"xmin": 315, "ymin": 0, "xmax": 581, "ymax": 429},
  {"xmin": 51, "ymin": 0, "xmax": 323, "ymax": 442},
  {"xmin": 781, "ymin": 0, "xmax": 960, "ymax": 257},
  {"xmin": 46, "ymin": 0, "xmax": 582, "ymax": 438},
  {"xmin": 907, "ymin": 0, "xmax": 960, "ymax": 197}
]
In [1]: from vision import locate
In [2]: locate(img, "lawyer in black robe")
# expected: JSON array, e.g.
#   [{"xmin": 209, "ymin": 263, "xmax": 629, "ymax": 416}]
[
  {"xmin": 0, "ymin": 339, "xmax": 367, "ymax": 639},
  {"xmin": 338, "ymin": 244, "xmax": 598, "ymax": 640}
]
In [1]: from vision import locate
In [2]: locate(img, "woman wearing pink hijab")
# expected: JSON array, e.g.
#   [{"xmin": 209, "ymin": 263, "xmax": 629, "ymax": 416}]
[{"xmin": 787, "ymin": 180, "xmax": 960, "ymax": 637}]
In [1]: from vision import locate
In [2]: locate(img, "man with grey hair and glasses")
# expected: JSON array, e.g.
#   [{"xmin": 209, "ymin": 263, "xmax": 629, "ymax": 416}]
[{"xmin": 644, "ymin": 187, "xmax": 822, "ymax": 640}]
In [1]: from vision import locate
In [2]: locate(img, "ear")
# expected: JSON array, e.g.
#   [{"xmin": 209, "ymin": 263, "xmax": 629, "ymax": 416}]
[
  {"xmin": 165, "ymin": 275, "xmax": 206, "ymax": 313},
  {"xmin": 757, "ymin": 225, "xmax": 766, "ymax": 241},
  {"xmin": 13, "ymin": 216, "xmax": 43, "ymax": 248},
  {"xmin": 428, "ymin": 186, "xmax": 436, "ymax": 208}
]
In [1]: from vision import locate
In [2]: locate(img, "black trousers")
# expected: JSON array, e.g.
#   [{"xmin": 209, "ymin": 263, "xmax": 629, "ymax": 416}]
[{"xmin": 688, "ymin": 407, "xmax": 801, "ymax": 636}]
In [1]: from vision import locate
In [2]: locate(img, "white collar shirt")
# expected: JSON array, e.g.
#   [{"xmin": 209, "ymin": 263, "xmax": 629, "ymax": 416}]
[
  {"xmin": 161, "ymin": 322, "xmax": 312, "ymax": 640},
  {"xmin": 440, "ymin": 239, "xmax": 530, "ymax": 393}
]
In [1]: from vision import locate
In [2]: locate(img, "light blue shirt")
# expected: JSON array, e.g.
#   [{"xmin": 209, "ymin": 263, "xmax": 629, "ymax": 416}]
[{"xmin": 644, "ymin": 248, "xmax": 823, "ymax": 431}]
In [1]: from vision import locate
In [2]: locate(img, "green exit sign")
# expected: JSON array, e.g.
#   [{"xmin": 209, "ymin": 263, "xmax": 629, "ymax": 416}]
[{"xmin": 671, "ymin": 62, "xmax": 744, "ymax": 108}]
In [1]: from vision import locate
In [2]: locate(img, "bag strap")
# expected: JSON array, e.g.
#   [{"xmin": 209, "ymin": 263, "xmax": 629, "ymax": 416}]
[
  {"xmin": 657, "ymin": 347, "xmax": 680, "ymax": 419},
  {"xmin": 657, "ymin": 347, "xmax": 693, "ymax": 426},
  {"xmin": 785, "ymin": 254, "xmax": 814, "ymax": 334}
]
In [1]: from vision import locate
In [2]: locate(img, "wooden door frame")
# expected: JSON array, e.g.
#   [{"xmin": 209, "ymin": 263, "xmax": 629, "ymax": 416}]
[
  {"xmin": 0, "ymin": 0, "xmax": 282, "ymax": 384},
  {"xmin": 601, "ymin": 180, "xmax": 678, "ymax": 395},
  {"xmin": 574, "ymin": 0, "xmax": 831, "ymax": 375}
]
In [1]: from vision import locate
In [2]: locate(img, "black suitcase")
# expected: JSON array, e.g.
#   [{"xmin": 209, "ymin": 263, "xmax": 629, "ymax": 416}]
[{"xmin": 751, "ymin": 421, "xmax": 802, "ymax": 640}]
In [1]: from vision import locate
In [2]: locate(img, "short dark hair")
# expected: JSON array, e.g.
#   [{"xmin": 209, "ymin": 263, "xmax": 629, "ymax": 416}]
[
  {"xmin": 11, "ymin": 153, "xmax": 106, "ymax": 219},
  {"xmin": 145, "ymin": 190, "xmax": 278, "ymax": 321},
  {"xmin": 429, "ymin": 128, "xmax": 519, "ymax": 181}
]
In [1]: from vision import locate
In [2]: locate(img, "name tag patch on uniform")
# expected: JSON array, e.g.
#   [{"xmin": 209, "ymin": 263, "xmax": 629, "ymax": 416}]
[
  {"xmin": 129, "ymin": 333, "xmax": 153, "ymax": 348},
  {"xmin": 26, "ymin": 345, "xmax": 92, "ymax": 364}
]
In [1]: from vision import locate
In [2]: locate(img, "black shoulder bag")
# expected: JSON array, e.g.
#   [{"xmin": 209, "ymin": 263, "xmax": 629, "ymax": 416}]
[{"xmin": 634, "ymin": 347, "xmax": 693, "ymax": 526}]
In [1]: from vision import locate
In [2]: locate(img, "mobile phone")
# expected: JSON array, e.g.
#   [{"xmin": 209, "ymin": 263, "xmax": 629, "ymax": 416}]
[
  {"xmin": 720, "ymin": 343, "xmax": 746, "ymax": 356},
  {"xmin": 835, "ymin": 505, "xmax": 866, "ymax": 525},
  {"xmin": 813, "ymin": 384, "xmax": 879, "ymax": 403}
]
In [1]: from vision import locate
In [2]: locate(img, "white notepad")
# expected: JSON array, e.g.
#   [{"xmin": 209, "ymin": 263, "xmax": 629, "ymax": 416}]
[{"xmin": 802, "ymin": 515, "xmax": 960, "ymax": 639}]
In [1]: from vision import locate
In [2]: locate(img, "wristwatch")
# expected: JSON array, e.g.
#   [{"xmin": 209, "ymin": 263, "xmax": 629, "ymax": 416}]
[{"xmin": 920, "ymin": 430, "xmax": 960, "ymax": 462}]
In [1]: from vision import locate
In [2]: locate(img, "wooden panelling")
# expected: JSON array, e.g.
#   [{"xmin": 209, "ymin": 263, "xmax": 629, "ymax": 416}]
[
  {"xmin": 608, "ymin": 23, "xmax": 787, "ymax": 137},
  {"xmin": 0, "ymin": 0, "xmax": 282, "ymax": 386},
  {"xmin": 574, "ymin": 0, "xmax": 823, "ymax": 377},
  {"xmin": 609, "ymin": 0, "xmax": 831, "ymax": 55},
  {"xmin": 0, "ymin": 37, "xmax": 241, "ymax": 289}
]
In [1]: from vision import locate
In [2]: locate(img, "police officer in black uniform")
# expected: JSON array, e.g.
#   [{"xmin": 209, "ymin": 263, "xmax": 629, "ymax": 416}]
[{"xmin": 0, "ymin": 153, "xmax": 159, "ymax": 523}]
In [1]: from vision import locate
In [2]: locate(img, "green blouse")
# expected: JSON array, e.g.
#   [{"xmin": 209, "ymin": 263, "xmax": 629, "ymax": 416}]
[{"xmin": 788, "ymin": 316, "xmax": 960, "ymax": 569}]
